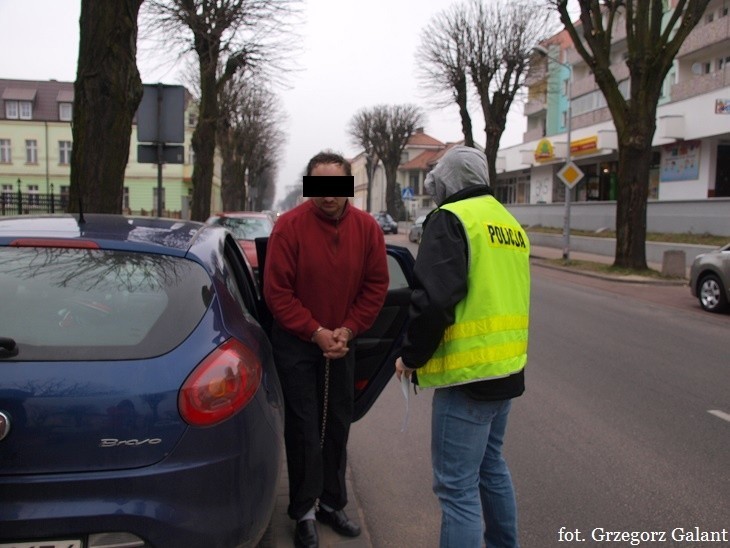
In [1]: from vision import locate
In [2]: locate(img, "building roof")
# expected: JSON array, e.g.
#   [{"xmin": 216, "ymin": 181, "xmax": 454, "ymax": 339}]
[
  {"xmin": 0, "ymin": 78, "xmax": 195, "ymax": 123},
  {"xmin": 399, "ymin": 149, "xmax": 442, "ymax": 171},
  {"xmin": 0, "ymin": 78, "xmax": 74, "ymax": 122},
  {"xmin": 407, "ymin": 128, "xmax": 445, "ymax": 148}
]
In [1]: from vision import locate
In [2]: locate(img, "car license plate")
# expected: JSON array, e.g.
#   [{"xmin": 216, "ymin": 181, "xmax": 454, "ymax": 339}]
[{"xmin": 0, "ymin": 541, "xmax": 82, "ymax": 548}]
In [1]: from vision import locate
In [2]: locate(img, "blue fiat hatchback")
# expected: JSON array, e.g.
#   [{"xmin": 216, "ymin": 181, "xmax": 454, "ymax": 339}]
[{"xmin": 0, "ymin": 214, "xmax": 415, "ymax": 548}]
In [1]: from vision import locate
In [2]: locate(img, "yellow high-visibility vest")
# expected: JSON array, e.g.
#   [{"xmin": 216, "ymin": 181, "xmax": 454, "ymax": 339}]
[{"xmin": 416, "ymin": 195, "xmax": 531, "ymax": 389}]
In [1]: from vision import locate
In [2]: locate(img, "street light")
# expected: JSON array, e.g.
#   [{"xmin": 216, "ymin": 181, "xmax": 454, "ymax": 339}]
[{"xmin": 533, "ymin": 45, "xmax": 573, "ymax": 261}]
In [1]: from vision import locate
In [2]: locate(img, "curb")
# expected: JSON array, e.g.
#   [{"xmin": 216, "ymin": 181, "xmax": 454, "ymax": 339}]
[{"xmin": 530, "ymin": 256, "xmax": 688, "ymax": 286}]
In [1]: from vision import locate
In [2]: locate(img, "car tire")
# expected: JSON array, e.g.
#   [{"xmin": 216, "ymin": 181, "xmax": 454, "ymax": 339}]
[{"xmin": 697, "ymin": 273, "xmax": 729, "ymax": 313}]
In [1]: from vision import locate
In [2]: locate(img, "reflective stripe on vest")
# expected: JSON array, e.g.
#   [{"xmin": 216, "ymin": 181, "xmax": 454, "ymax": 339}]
[{"xmin": 417, "ymin": 195, "xmax": 531, "ymax": 389}]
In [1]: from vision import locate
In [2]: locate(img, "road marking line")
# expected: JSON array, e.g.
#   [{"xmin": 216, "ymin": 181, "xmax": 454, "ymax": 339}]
[{"xmin": 708, "ymin": 410, "xmax": 730, "ymax": 423}]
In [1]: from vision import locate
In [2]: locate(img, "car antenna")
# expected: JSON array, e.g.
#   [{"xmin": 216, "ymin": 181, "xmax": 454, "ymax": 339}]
[{"xmin": 78, "ymin": 192, "xmax": 86, "ymax": 224}]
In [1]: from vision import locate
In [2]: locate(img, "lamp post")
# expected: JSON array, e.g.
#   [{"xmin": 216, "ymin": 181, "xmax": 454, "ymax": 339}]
[{"xmin": 533, "ymin": 45, "xmax": 573, "ymax": 261}]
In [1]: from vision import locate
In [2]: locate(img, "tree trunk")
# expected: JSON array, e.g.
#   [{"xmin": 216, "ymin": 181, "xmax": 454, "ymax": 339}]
[
  {"xmin": 69, "ymin": 0, "xmax": 144, "ymax": 214},
  {"xmin": 365, "ymin": 155, "xmax": 376, "ymax": 212},
  {"xmin": 614, "ymin": 134, "xmax": 653, "ymax": 270},
  {"xmin": 456, "ymin": 75, "xmax": 474, "ymax": 148},
  {"xmin": 385, "ymin": 166, "xmax": 399, "ymax": 217},
  {"xmin": 190, "ymin": 57, "xmax": 219, "ymax": 221}
]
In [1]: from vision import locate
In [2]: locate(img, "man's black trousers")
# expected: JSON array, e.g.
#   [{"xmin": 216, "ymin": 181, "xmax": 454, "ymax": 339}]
[{"xmin": 271, "ymin": 323, "xmax": 355, "ymax": 520}]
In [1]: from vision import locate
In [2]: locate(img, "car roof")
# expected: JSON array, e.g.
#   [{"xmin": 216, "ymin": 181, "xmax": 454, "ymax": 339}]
[
  {"xmin": 0, "ymin": 214, "xmax": 208, "ymax": 255},
  {"xmin": 213, "ymin": 211, "xmax": 270, "ymax": 219}
]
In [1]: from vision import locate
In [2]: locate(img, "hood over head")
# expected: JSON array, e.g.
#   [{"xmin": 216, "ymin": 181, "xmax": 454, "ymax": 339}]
[{"xmin": 424, "ymin": 146, "xmax": 490, "ymax": 206}]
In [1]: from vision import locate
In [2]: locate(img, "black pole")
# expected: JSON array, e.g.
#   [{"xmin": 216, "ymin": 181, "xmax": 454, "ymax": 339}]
[{"xmin": 156, "ymin": 83, "xmax": 163, "ymax": 217}]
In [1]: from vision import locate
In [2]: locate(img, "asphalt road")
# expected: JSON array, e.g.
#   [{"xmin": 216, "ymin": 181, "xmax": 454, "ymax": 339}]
[{"xmin": 349, "ymin": 241, "xmax": 730, "ymax": 548}]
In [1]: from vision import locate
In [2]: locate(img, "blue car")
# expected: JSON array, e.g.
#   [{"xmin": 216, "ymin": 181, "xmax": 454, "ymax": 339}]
[{"xmin": 0, "ymin": 214, "xmax": 415, "ymax": 548}]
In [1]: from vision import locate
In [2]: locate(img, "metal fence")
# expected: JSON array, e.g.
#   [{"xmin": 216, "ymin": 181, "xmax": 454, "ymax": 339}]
[{"xmin": 0, "ymin": 191, "xmax": 67, "ymax": 216}]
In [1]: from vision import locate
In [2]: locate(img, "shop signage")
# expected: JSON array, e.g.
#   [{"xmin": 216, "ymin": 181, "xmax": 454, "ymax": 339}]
[
  {"xmin": 534, "ymin": 138, "xmax": 555, "ymax": 162},
  {"xmin": 715, "ymin": 99, "xmax": 730, "ymax": 114},
  {"xmin": 570, "ymin": 136, "xmax": 599, "ymax": 156}
]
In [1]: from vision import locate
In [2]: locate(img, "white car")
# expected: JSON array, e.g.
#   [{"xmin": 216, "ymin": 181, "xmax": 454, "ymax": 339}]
[{"xmin": 689, "ymin": 243, "xmax": 730, "ymax": 313}]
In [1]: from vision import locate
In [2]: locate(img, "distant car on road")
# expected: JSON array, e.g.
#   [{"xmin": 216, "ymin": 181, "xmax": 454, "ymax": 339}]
[
  {"xmin": 206, "ymin": 211, "xmax": 274, "ymax": 273},
  {"xmin": 408, "ymin": 214, "xmax": 427, "ymax": 243},
  {"xmin": 0, "ymin": 213, "xmax": 417, "ymax": 548},
  {"xmin": 373, "ymin": 211, "xmax": 398, "ymax": 234},
  {"xmin": 689, "ymin": 242, "xmax": 730, "ymax": 313}
]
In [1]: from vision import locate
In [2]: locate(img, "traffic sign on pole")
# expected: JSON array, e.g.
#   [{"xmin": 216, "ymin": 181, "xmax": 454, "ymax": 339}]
[{"xmin": 557, "ymin": 161, "xmax": 584, "ymax": 189}]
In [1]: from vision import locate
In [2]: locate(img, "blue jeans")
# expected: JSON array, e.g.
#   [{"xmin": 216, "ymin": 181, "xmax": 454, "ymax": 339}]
[{"xmin": 431, "ymin": 388, "xmax": 518, "ymax": 548}]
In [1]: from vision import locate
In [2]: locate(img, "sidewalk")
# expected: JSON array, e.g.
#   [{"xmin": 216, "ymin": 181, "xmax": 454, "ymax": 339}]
[
  {"xmin": 258, "ymin": 460, "xmax": 371, "ymax": 548},
  {"xmin": 529, "ymin": 245, "xmax": 688, "ymax": 285}
]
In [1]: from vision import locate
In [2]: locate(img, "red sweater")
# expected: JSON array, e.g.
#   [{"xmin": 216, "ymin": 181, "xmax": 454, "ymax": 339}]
[{"xmin": 263, "ymin": 200, "xmax": 389, "ymax": 341}]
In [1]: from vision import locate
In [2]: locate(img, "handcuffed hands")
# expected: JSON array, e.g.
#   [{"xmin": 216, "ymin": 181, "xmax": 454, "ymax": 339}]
[{"xmin": 312, "ymin": 327, "xmax": 352, "ymax": 359}]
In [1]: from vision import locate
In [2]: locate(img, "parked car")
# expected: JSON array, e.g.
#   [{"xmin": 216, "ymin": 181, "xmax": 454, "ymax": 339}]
[
  {"xmin": 0, "ymin": 213, "xmax": 415, "ymax": 548},
  {"xmin": 205, "ymin": 211, "xmax": 274, "ymax": 273},
  {"xmin": 408, "ymin": 214, "xmax": 427, "ymax": 243},
  {"xmin": 689, "ymin": 242, "xmax": 730, "ymax": 313},
  {"xmin": 373, "ymin": 211, "xmax": 398, "ymax": 234}
]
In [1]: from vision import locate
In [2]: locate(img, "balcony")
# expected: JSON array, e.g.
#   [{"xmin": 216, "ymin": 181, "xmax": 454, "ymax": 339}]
[
  {"xmin": 523, "ymin": 127, "xmax": 545, "ymax": 142},
  {"xmin": 671, "ymin": 67, "xmax": 730, "ymax": 101},
  {"xmin": 678, "ymin": 15, "xmax": 730, "ymax": 58},
  {"xmin": 524, "ymin": 98, "xmax": 546, "ymax": 116}
]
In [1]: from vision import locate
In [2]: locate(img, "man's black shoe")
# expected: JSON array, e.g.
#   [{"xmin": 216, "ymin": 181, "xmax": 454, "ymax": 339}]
[
  {"xmin": 315, "ymin": 508, "xmax": 361, "ymax": 537},
  {"xmin": 294, "ymin": 519, "xmax": 318, "ymax": 548}
]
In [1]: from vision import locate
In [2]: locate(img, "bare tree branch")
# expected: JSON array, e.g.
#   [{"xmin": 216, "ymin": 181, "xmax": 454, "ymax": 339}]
[{"xmin": 348, "ymin": 105, "xmax": 425, "ymax": 219}]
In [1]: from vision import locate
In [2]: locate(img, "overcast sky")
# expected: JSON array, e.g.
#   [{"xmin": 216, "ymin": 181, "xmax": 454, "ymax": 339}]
[{"xmin": 0, "ymin": 0, "xmax": 528, "ymax": 206}]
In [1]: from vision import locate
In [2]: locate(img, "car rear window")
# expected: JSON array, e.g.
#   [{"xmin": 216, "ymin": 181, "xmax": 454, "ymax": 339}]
[
  {"xmin": 0, "ymin": 247, "xmax": 212, "ymax": 361},
  {"xmin": 218, "ymin": 217, "xmax": 273, "ymax": 239}
]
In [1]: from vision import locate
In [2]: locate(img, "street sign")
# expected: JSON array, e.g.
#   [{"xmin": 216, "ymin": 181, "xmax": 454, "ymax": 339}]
[
  {"xmin": 136, "ymin": 84, "xmax": 185, "ymax": 145},
  {"xmin": 137, "ymin": 144, "xmax": 184, "ymax": 164},
  {"xmin": 557, "ymin": 161, "xmax": 585, "ymax": 189},
  {"xmin": 401, "ymin": 187, "xmax": 414, "ymax": 200}
]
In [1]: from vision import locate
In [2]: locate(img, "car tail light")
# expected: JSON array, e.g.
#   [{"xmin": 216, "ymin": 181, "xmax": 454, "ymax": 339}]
[{"xmin": 179, "ymin": 338, "xmax": 262, "ymax": 426}]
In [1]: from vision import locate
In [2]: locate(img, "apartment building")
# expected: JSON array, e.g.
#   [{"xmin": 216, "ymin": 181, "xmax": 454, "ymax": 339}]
[
  {"xmin": 496, "ymin": 0, "xmax": 730, "ymax": 205},
  {"xmin": 0, "ymin": 78, "xmax": 221, "ymax": 217}
]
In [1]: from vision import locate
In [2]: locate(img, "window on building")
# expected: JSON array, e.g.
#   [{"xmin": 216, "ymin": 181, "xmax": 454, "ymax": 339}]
[
  {"xmin": 409, "ymin": 172, "xmax": 419, "ymax": 193},
  {"xmin": 59, "ymin": 102, "xmax": 73, "ymax": 121},
  {"xmin": 1, "ymin": 184, "xmax": 13, "ymax": 200},
  {"xmin": 705, "ymin": 12, "xmax": 714, "ymax": 24},
  {"xmin": 123, "ymin": 187, "xmax": 130, "ymax": 211},
  {"xmin": 25, "ymin": 140, "xmax": 38, "ymax": 164},
  {"xmin": 0, "ymin": 139, "xmax": 11, "ymax": 163},
  {"xmin": 188, "ymin": 145, "xmax": 196, "ymax": 166},
  {"xmin": 59, "ymin": 141, "xmax": 72, "ymax": 165},
  {"xmin": 5, "ymin": 101, "xmax": 18, "ymax": 119},
  {"xmin": 188, "ymin": 112, "xmax": 197, "ymax": 126},
  {"xmin": 28, "ymin": 184, "xmax": 40, "ymax": 205},
  {"xmin": 59, "ymin": 185, "xmax": 70, "ymax": 208},
  {"xmin": 19, "ymin": 101, "xmax": 32, "ymax": 120}
]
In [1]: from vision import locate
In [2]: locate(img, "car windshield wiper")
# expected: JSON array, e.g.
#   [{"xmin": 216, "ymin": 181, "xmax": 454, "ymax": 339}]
[{"xmin": 0, "ymin": 337, "xmax": 18, "ymax": 358}]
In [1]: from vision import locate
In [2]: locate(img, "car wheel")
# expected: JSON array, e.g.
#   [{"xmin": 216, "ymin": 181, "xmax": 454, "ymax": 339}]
[{"xmin": 698, "ymin": 273, "xmax": 729, "ymax": 313}]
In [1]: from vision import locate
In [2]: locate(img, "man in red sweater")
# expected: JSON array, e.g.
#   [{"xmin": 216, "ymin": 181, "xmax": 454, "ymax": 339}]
[{"xmin": 263, "ymin": 151, "xmax": 389, "ymax": 548}]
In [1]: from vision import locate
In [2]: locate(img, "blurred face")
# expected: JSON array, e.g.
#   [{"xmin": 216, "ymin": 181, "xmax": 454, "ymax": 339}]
[{"xmin": 310, "ymin": 162, "xmax": 348, "ymax": 218}]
